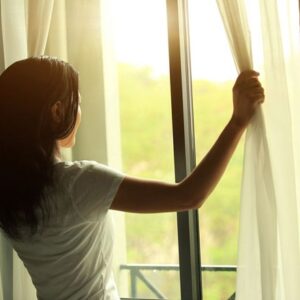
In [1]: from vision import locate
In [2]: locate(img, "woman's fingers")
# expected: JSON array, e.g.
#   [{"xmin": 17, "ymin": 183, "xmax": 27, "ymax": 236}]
[
  {"xmin": 236, "ymin": 70, "xmax": 260, "ymax": 82},
  {"xmin": 235, "ymin": 71, "xmax": 264, "ymax": 100},
  {"xmin": 233, "ymin": 70, "xmax": 259, "ymax": 86},
  {"xmin": 237, "ymin": 77, "xmax": 262, "ymax": 89},
  {"xmin": 245, "ymin": 86, "xmax": 264, "ymax": 94},
  {"xmin": 246, "ymin": 78, "xmax": 262, "ymax": 87},
  {"xmin": 232, "ymin": 69, "xmax": 265, "ymax": 127}
]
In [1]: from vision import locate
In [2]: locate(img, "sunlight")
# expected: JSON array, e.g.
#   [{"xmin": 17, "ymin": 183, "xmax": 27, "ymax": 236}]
[{"xmin": 111, "ymin": 0, "xmax": 237, "ymax": 81}]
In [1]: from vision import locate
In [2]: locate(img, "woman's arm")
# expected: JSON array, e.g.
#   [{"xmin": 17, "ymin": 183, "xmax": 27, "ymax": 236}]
[{"xmin": 111, "ymin": 70, "xmax": 264, "ymax": 213}]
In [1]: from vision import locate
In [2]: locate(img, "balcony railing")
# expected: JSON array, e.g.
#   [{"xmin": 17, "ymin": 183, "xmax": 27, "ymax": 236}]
[{"xmin": 120, "ymin": 263, "xmax": 236, "ymax": 300}]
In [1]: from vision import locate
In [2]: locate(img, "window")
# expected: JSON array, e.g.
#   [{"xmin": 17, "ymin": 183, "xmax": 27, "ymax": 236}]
[{"xmin": 59, "ymin": 0, "xmax": 244, "ymax": 298}]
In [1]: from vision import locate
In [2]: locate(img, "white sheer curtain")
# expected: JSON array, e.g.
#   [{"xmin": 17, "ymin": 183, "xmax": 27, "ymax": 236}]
[
  {"xmin": 217, "ymin": 0, "xmax": 300, "ymax": 298},
  {"xmin": 0, "ymin": 1, "xmax": 54, "ymax": 299}
]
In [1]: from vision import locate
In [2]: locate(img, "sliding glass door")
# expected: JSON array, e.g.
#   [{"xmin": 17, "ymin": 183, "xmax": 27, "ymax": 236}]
[{"xmin": 111, "ymin": 0, "xmax": 242, "ymax": 299}]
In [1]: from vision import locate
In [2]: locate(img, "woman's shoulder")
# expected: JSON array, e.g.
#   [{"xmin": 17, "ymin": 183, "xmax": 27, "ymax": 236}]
[
  {"xmin": 52, "ymin": 160, "xmax": 124, "ymax": 221},
  {"xmin": 54, "ymin": 160, "xmax": 124, "ymax": 182},
  {"xmin": 54, "ymin": 160, "xmax": 113, "ymax": 173}
]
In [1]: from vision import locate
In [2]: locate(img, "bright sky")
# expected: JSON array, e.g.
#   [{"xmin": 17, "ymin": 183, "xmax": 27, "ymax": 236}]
[{"xmin": 111, "ymin": 0, "xmax": 237, "ymax": 81}]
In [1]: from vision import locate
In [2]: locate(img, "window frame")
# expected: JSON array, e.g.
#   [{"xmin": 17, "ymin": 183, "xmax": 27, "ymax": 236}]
[{"xmin": 166, "ymin": 0, "xmax": 203, "ymax": 299}]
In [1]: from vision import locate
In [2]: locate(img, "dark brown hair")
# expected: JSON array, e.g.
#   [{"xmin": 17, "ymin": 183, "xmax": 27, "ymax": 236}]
[{"xmin": 0, "ymin": 56, "xmax": 79, "ymax": 239}]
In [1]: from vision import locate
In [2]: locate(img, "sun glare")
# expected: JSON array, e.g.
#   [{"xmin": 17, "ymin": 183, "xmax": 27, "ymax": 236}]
[{"xmin": 111, "ymin": 0, "xmax": 238, "ymax": 81}]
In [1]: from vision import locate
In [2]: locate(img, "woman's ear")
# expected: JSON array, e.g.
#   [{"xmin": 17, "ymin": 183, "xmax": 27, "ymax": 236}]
[{"xmin": 51, "ymin": 101, "xmax": 63, "ymax": 124}]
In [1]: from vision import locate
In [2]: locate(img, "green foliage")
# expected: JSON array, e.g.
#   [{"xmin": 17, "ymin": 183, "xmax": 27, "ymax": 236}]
[
  {"xmin": 118, "ymin": 63, "xmax": 243, "ymax": 299},
  {"xmin": 118, "ymin": 64, "xmax": 174, "ymax": 181}
]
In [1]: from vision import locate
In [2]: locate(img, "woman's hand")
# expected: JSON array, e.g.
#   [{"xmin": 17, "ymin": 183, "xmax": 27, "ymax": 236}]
[{"xmin": 232, "ymin": 70, "xmax": 265, "ymax": 128}]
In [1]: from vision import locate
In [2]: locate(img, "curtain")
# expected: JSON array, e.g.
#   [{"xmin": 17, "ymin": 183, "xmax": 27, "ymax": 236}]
[{"xmin": 217, "ymin": 0, "xmax": 300, "ymax": 298}]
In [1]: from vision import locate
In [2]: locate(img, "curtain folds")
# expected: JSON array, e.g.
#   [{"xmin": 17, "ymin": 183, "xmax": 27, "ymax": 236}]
[
  {"xmin": 0, "ymin": 0, "xmax": 27, "ymax": 67},
  {"xmin": 27, "ymin": 0, "xmax": 54, "ymax": 56},
  {"xmin": 217, "ymin": 0, "xmax": 300, "ymax": 298}
]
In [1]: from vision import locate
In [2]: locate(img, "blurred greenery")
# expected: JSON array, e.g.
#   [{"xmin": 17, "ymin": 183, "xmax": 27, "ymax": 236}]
[{"xmin": 118, "ymin": 63, "xmax": 243, "ymax": 299}]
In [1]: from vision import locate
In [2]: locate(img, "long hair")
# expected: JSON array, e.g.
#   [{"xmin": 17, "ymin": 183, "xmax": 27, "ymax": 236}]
[{"xmin": 0, "ymin": 56, "xmax": 79, "ymax": 239}]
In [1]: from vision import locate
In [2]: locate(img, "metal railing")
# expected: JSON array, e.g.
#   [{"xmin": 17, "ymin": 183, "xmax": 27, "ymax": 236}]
[{"xmin": 120, "ymin": 264, "xmax": 236, "ymax": 300}]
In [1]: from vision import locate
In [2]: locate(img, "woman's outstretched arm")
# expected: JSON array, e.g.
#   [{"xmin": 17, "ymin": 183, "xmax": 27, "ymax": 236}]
[{"xmin": 111, "ymin": 70, "xmax": 264, "ymax": 213}]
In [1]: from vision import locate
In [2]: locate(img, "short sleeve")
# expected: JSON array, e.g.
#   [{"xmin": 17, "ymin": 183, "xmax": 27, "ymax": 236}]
[{"xmin": 68, "ymin": 160, "xmax": 124, "ymax": 222}]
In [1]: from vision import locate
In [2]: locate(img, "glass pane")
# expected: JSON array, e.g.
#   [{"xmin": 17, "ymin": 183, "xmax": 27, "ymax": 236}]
[
  {"xmin": 189, "ymin": 1, "xmax": 242, "ymax": 299},
  {"xmin": 111, "ymin": 0, "xmax": 180, "ymax": 298}
]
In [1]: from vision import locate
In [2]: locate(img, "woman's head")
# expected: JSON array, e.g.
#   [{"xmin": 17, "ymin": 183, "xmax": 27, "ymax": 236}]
[
  {"xmin": 0, "ymin": 56, "xmax": 79, "ymax": 239},
  {"xmin": 0, "ymin": 56, "xmax": 80, "ymax": 148}
]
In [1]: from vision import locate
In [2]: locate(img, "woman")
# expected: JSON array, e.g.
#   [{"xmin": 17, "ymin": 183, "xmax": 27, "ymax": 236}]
[{"xmin": 0, "ymin": 56, "xmax": 264, "ymax": 299}]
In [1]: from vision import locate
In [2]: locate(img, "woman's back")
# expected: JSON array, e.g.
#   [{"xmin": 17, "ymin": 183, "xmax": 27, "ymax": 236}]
[{"xmin": 9, "ymin": 160, "xmax": 124, "ymax": 300}]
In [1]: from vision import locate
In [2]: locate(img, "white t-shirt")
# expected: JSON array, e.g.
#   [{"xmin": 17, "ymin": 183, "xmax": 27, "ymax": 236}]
[{"xmin": 10, "ymin": 160, "xmax": 124, "ymax": 300}]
